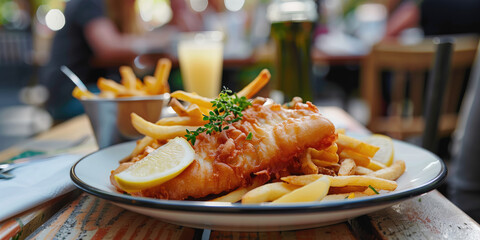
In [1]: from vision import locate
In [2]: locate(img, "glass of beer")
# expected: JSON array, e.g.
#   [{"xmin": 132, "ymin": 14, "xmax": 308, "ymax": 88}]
[{"xmin": 177, "ymin": 31, "xmax": 224, "ymax": 98}]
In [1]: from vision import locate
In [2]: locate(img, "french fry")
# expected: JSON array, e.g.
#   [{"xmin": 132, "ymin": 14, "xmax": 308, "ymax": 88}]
[
  {"xmin": 241, "ymin": 182, "xmax": 298, "ymax": 204},
  {"xmin": 115, "ymin": 88, "xmax": 148, "ymax": 97},
  {"xmin": 318, "ymin": 166, "xmax": 337, "ymax": 176},
  {"xmin": 367, "ymin": 159, "xmax": 387, "ymax": 171},
  {"xmin": 312, "ymin": 159, "xmax": 340, "ymax": 168},
  {"xmin": 170, "ymin": 91, "xmax": 214, "ymax": 109},
  {"xmin": 156, "ymin": 116, "xmax": 206, "ymax": 126},
  {"xmin": 335, "ymin": 128, "xmax": 346, "ymax": 135},
  {"xmin": 169, "ymin": 98, "xmax": 189, "ymax": 116},
  {"xmin": 97, "ymin": 77, "xmax": 126, "ymax": 94},
  {"xmin": 211, "ymin": 177, "xmax": 266, "ymax": 202},
  {"xmin": 338, "ymin": 159, "xmax": 356, "ymax": 176},
  {"xmin": 281, "ymin": 174, "xmax": 397, "ymax": 191},
  {"xmin": 237, "ymin": 69, "xmax": 271, "ymax": 99},
  {"xmin": 152, "ymin": 58, "xmax": 172, "ymax": 94},
  {"xmin": 144, "ymin": 75, "xmax": 156, "ymax": 94},
  {"xmin": 336, "ymin": 134, "xmax": 380, "ymax": 158},
  {"xmin": 299, "ymin": 151, "xmax": 318, "ymax": 175},
  {"xmin": 309, "ymin": 148, "xmax": 339, "ymax": 163},
  {"xmin": 327, "ymin": 143, "xmax": 338, "ymax": 153},
  {"xmin": 368, "ymin": 160, "xmax": 405, "ymax": 181},
  {"xmin": 131, "ymin": 113, "xmax": 198, "ymax": 140},
  {"xmin": 135, "ymin": 78, "xmax": 144, "ymax": 90},
  {"xmin": 355, "ymin": 166, "xmax": 374, "ymax": 175},
  {"xmin": 339, "ymin": 149, "xmax": 371, "ymax": 167},
  {"xmin": 72, "ymin": 87, "xmax": 96, "ymax": 99},
  {"xmin": 328, "ymin": 186, "xmax": 367, "ymax": 194},
  {"xmin": 185, "ymin": 104, "xmax": 205, "ymax": 120},
  {"xmin": 97, "ymin": 90, "xmax": 116, "ymax": 99},
  {"xmin": 120, "ymin": 136, "xmax": 155, "ymax": 163},
  {"xmin": 272, "ymin": 175, "xmax": 330, "ymax": 203},
  {"xmin": 119, "ymin": 66, "xmax": 137, "ymax": 90}
]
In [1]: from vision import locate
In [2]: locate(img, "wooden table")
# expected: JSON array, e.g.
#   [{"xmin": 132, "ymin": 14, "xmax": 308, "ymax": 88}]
[{"xmin": 1, "ymin": 108, "xmax": 480, "ymax": 240}]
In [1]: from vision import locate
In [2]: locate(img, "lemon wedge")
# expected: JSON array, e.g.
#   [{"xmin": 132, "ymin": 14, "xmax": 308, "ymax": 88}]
[
  {"xmin": 364, "ymin": 134, "xmax": 394, "ymax": 167},
  {"xmin": 272, "ymin": 175, "xmax": 330, "ymax": 203},
  {"xmin": 115, "ymin": 137, "xmax": 195, "ymax": 192}
]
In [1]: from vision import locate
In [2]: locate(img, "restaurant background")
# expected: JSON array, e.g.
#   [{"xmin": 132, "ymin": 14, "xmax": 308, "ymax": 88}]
[{"xmin": 1, "ymin": 0, "xmax": 479, "ymax": 222}]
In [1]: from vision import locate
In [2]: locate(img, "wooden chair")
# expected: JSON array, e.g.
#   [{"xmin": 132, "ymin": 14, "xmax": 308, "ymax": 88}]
[{"xmin": 361, "ymin": 35, "xmax": 479, "ymax": 141}]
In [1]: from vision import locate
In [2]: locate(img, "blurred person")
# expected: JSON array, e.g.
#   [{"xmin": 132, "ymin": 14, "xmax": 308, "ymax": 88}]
[
  {"xmin": 39, "ymin": 0, "xmax": 175, "ymax": 120},
  {"xmin": 385, "ymin": 0, "xmax": 480, "ymax": 38}
]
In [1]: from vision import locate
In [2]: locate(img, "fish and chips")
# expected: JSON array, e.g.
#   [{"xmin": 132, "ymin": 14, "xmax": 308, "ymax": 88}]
[{"xmin": 108, "ymin": 67, "xmax": 406, "ymax": 204}]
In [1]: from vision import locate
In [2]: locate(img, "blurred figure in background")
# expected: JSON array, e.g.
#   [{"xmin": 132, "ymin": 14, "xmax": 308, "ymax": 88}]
[
  {"xmin": 385, "ymin": 0, "xmax": 480, "ymax": 38},
  {"xmin": 40, "ymin": 0, "xmax": 175, "ymax": 120}
]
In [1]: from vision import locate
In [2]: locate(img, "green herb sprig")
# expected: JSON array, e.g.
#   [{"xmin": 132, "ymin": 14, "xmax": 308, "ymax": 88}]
[
  {"xmin": 185, "ymin": 88, "xmax": 252, "ymax": 145},
  {"xmin": 368, "ymin": 185, "xmax": 379, "ymax": 194}
]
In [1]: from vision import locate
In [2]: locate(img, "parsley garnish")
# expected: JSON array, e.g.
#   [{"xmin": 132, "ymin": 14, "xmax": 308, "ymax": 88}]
[
  {"xmin": 368, "ymin": 185, "xmax": 379, "ymax": 194},
  {"xmin": 185, "ymin": 87, "xmax": 252, "ymax": 145},
  {"xmin": 246, "ymin": 132, "xmax": 253, "ymax": 140}
]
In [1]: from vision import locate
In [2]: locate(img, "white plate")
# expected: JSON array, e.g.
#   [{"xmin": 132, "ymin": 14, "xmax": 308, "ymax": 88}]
[{"xmin": 71, "ymin": 139, "xmax": 446, "ymax": 231}]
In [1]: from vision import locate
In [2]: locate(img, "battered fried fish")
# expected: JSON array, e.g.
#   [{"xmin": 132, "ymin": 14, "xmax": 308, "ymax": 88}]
[{"xmin": 111, "ymin": 99, "xmax": 336, "ymax": 200}]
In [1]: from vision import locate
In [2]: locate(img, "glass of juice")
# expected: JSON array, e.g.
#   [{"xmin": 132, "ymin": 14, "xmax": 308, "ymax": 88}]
[{"xmin": 177, "ymin": 31, "xmax": 224, "ymax": 98}]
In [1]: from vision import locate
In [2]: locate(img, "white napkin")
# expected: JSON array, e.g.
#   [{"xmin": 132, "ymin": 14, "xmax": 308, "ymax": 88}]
[{"xmin": 0, "ymin": 154, "xmax": 81, "ymax": 222}]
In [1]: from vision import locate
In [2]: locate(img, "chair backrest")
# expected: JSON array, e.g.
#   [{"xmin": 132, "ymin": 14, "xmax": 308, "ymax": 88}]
[{"xmin": 361, "ymin": 35, "xmax": 479, "ymax": 141}]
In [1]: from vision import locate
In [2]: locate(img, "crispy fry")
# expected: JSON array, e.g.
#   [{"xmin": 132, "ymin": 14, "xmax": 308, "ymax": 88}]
[
  {"xmin": 72, "ymin": 87, "xmax": 97, "ymax": 99},
  {"xmin": 119, "ymin": 66, "xmax": 137, "ymax": 90},
  {"xmin": 211, "ymin": 177, "xmax": 266, "ymax": 202},
  {"xmin": 169, "ymin": 98, "xmax": 189, "ymax": 116},
  {"xmin": 185, "ymin": 104, "xmax": 204, "ymax": 120},
  {"xmin": 336, "ymin": 134, "xmax": 380, "ymax": 158},
  {"xmin": 143, "ymin": 75, "xmax": 156, "ymax": 94},
  {"xmin": 368, "ymin": 160, "xmax": 405, "ymax": 181},
  {"xmin": 317, "ymin": 166, "xmax": 337, "ymax": 176},
  {"xmin": 328, "ymin": 186, "xmax": 367, "ymax": 194},
  {"xmin": 170, "ymin": 91, "xmax": 214, "ymax": 109},
  {"xmin": 120, "ymin": 136, "xmax": 155, "ymax": 163},
  {"xmin": 131, "ymin": 113, "xmax": 198, "ymax": 140},
  {"xmin": 300, "ymin": 151, "xmax": 318, "ymax": 174},
  {"xmin": 97, "ymin": 90, "xmax": 116, "ymax": 99},
  {"xmin": 312, "ymin": 159, "xmax": 340, "ymax": 168},
  {"xmin": 153, "ymin": 58, "xmax": 172, "ymax": 94},
  {"xmin": 115, "ymin": 89, "xmax": 148, "ymax": 97},
  {"xmin": 339, "ymin": 149, "xmax": 371, "ymax": 167},
  {"xmin": 156, "ymin": 116, "xmax": 206, "ymax": 126},
  {"xmin": 309, "ymin": 148, "xmax": 339, "ymax": 163},
  {"xmin": 325, "ymin": 143, "xmax": 338, "ymax": 153},
  {"xmin": 97, "ymin": 77, "xmax": 126, "ymax": 94},
  {"xmin": 338, "ymin": 159, "xmax": 356, "ymax": 176},
  {"xmin": 135, "ymin": 78, "xmax": 144, "ymax": 90},
  {"xmin": 237, "ymin": 69, "xmax": 271, "ymax": 99},
  {"xmin": 367, "ymin": 160, "xmax": 387, "ymax": 171},
  {"xmin": 355, "ymin": 166, "xmax": 374, "ymax": 175},
  {"xmin": 241, "ymin": 182, "xmax": 298, "ymax": 204},
  {"xmin": 335, "ymin": 128, "xmax": 346, "ymax": 135},
  {"xmin": 281, "ymin": 174, "xmax": 397, "ymax": 191},
  {"xmin": 272, "ymin": 175, "xmax": 330, "ymax": 203}
]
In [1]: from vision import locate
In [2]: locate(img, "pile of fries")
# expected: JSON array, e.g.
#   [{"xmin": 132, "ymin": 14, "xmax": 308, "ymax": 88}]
[
  {"xmin": 72, "ymin": 59, "xmax": 172, "ymax": 99},
  {"xmin": 232, "ymin": 133, "xmax": 406, "ymax": 204},
  {"xmin": 123, "ymin": 68, "xmax": 406, "ymax": 204}
]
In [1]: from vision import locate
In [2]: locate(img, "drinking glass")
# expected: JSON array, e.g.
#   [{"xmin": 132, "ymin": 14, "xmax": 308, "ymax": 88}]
[{"xmin": 178, "ymin": 31, "xmax": 224, "ymax": 98}]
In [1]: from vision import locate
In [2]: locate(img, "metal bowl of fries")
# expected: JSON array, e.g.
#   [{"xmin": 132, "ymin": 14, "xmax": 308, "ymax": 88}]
[{"xmin": 80, "ymin": 94, "xmax": 170, "ymax": 149}]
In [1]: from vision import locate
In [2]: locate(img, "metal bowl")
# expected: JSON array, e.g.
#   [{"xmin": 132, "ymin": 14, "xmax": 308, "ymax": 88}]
[{"xmin": 80, "ymin": 94, "xmax": 169, "ymax": 148}]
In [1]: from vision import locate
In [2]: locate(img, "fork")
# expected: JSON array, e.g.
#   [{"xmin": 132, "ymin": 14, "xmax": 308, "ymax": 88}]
[{"xmin": 0, "ymin": 153, "xmax": 69, "ymax": 174}]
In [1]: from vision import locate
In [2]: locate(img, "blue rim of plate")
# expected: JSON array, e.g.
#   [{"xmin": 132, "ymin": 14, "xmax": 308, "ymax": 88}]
[{"xmin": 71, "ymin": 140, "xmax": 447, "ymax": 214}]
